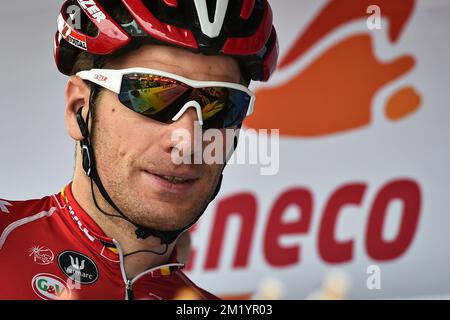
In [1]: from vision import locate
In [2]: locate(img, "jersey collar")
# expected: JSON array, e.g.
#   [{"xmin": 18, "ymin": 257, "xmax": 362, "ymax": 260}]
[{"xmin": 54, "ymin": 182, "xmax": 182, "ymax": 267}]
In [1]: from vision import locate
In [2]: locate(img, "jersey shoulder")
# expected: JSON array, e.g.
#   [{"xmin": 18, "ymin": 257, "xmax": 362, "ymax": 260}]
[{"xmin": 0, "ymin": 195, "xmax": 57, "ymax": 234}]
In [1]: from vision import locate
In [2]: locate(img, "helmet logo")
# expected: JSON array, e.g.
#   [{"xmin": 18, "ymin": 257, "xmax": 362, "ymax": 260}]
[
  {"xmin": 78, "ymin": 0, "xmax": 106, "ymax": 24},
  {"xmin": 193, "ymin": 0, "xmax": 229, "ymax": 38}
]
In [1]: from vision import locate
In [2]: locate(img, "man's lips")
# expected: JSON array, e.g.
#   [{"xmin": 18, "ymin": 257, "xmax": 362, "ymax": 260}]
[
  {"xmin": 144, "ymin": 170, "xmax": 200, "ymax": 181},
  {"xmin": 143, "ymin": 170, "xmax": 200, "ymax": 192}
]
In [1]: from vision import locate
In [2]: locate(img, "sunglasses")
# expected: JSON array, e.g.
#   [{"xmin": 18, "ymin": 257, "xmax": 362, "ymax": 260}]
[{"xmin": 76, "ymin": 68, "xmax": 255, "ymax": 129}]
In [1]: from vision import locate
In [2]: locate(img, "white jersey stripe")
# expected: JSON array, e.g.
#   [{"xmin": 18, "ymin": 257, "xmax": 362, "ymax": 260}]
[{"xmin": 0, "ymin": 207, "xmax": 56, "ymax": 250}]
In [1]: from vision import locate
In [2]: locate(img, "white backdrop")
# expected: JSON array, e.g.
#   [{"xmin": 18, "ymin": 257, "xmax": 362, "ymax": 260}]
[{"xmin": 0, "ymin": 1, "xmax": 449, "ymax": 299}]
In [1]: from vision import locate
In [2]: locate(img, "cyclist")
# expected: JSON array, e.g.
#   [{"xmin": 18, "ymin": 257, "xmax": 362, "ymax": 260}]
[{"xmin": 0, "ymin": 0, "xmax": 278, "ymax": 300}]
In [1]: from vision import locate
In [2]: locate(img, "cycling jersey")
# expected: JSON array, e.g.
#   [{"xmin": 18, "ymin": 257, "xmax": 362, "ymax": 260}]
[{"xmin": 0, "ymin": 183, "xmax": 218, "ymax": 300}]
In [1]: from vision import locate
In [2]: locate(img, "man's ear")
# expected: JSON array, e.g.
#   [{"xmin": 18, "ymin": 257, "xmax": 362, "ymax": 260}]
[{"xmin": 66, "ymin": 76, "xmax": 90, "ymax": 141}]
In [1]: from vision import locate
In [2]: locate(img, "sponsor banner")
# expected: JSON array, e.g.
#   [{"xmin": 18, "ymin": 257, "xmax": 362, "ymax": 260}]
[{"xmin": 186, "ymin": 0, "xmax": 450, "ymax": 299}]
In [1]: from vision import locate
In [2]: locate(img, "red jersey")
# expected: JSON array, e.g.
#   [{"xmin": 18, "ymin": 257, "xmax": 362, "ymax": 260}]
[{"xmin": 0, "ymin": 183, "xmax": 218, "ymax": 300}]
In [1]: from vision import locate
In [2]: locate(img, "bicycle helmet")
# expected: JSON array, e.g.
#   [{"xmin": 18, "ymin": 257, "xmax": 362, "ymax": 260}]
[{"xmin": 55, "ymin": 0, "xmax": 279, "ymax": 81}]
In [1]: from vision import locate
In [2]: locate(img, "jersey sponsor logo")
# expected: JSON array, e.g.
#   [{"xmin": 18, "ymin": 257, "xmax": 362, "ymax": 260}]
[
  {"xmin": 77, "ymin": 0, "xmax": 106, "ymax": 24},
  {"xmin": 31, "ymin": 273, "xmax": 71, "ymax": 300},
  {"xmin": 29, "ymin": 245, "xmax": 54, "ymax": 266},
  {"xmin": 58, "ymin": 251, "xmax": 99, "ymax": 285},
  {"xmin": 0, "ymin": 200, "xmax": 12, "ymax": 214},
  {"xmin": 67, "ymin": 205, "xmax": 96, "ymax": 242}
]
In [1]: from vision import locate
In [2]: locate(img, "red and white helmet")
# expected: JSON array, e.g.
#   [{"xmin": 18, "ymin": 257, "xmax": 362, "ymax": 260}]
[{"xmin": 54, "ymin": 0, "xmax": 279, "ymax": 81}]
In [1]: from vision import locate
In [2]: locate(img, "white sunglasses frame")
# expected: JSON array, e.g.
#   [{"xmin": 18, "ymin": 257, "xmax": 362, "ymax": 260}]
[{"xmin": 76, "ymin": 67, "xmax": 256, "ymax": 126}]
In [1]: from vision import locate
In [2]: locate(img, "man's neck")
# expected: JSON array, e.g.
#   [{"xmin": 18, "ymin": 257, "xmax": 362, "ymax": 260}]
[{"xmin": 71, "ymin": 176, "xmax": 176, "ymax": 279}]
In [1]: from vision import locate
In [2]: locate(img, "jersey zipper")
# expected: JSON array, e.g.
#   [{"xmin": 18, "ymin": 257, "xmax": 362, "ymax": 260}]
[
  {"xmin": 112, "ymin": 239, "xmax": 185, "ymax": 300},
  {"xmin": 112, "ymin": 239, "xmax": 135, "ymax": 300},
  {"xmin": 126, "ymin": 280, "xmax": 134, "ymax": 300}
]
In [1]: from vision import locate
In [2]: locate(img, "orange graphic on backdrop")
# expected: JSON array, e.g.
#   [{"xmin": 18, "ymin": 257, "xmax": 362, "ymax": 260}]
[{"xmin": 245, "ymin": 0, "xmax": 421, "ymax": 137}]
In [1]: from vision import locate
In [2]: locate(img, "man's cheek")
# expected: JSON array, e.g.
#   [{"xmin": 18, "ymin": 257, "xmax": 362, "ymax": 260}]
[{"xmin": 209, "ymin": 166, "xmax": 223, "ymax": 186}]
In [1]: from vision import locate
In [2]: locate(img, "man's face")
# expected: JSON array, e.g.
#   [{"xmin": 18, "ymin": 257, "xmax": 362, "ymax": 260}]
[{"xmin": 88, "ymin": 45, "xmax": 242, "ymax": 231}]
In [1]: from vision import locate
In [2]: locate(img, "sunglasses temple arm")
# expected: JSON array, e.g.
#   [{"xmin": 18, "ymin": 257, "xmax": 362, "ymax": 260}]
[
  {"xmin": 76, "ymin": 70, "xmax": 122, "ymax": 94},
  {"xmin": 246, "ymin": 95, "xmax": 256, "ymax": 116}
]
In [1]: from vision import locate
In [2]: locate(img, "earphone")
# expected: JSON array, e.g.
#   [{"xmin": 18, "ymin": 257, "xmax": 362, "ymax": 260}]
[{"xmin": 76, "ymin": 107, "xmax": 93, "ymax": 177}]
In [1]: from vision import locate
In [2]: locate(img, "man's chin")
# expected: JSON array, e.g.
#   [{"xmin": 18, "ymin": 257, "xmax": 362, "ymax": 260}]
[
  {"xmin": 134, "ymin": 205, "xmax": 202, "ymax": 231},
  {"xmin": 137, "ymin": 220, "xmax": 192, "ymax": 232}
]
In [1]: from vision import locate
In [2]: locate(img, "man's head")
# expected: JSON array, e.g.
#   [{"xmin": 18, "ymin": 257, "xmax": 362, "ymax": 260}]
[
  {"xmin": 66, "ymin": 44, "xmax": 242, "ymax": 231},
  {"xmin": 56, "ymin": 0, "xmax": 278, "ymax": 242}
]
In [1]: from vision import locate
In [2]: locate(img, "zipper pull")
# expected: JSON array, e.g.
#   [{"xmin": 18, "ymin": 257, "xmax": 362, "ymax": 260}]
[{"xmin": 126, "ymin": 280, "xmax": 134, "ymax": 300}]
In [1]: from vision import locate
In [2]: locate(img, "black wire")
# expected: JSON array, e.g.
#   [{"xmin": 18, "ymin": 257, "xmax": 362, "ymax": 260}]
[
  {"xmin": 90, "ymin": 178, "xmax": 170, "ymax": 258},
  {"xmin": 85, "ymin": 105, "xmax": 169, "ymax": 256},
  {"xmin": 82, "ymin": 59, "xmax": 216, "ymax": 250},
  {"xmin": 90, "ymin": 178, "xmax": 123, "ymax": 219},
  {"xmin": 84, "ymin": 64, "xmax": 172, "ymax": 256},
  {"xmin": 123, "ymin": 244, "xmax": 169, "ymax": 258}
]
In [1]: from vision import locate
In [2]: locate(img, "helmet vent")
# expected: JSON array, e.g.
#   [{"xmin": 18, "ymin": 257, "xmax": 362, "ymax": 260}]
[
  {"xmin": 206, "ymin": 0, "xmax": 217, "ymax": 23},
  {"xmin": 193, "ymin": 0, "xmax": 229, "ymax": 38}
]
